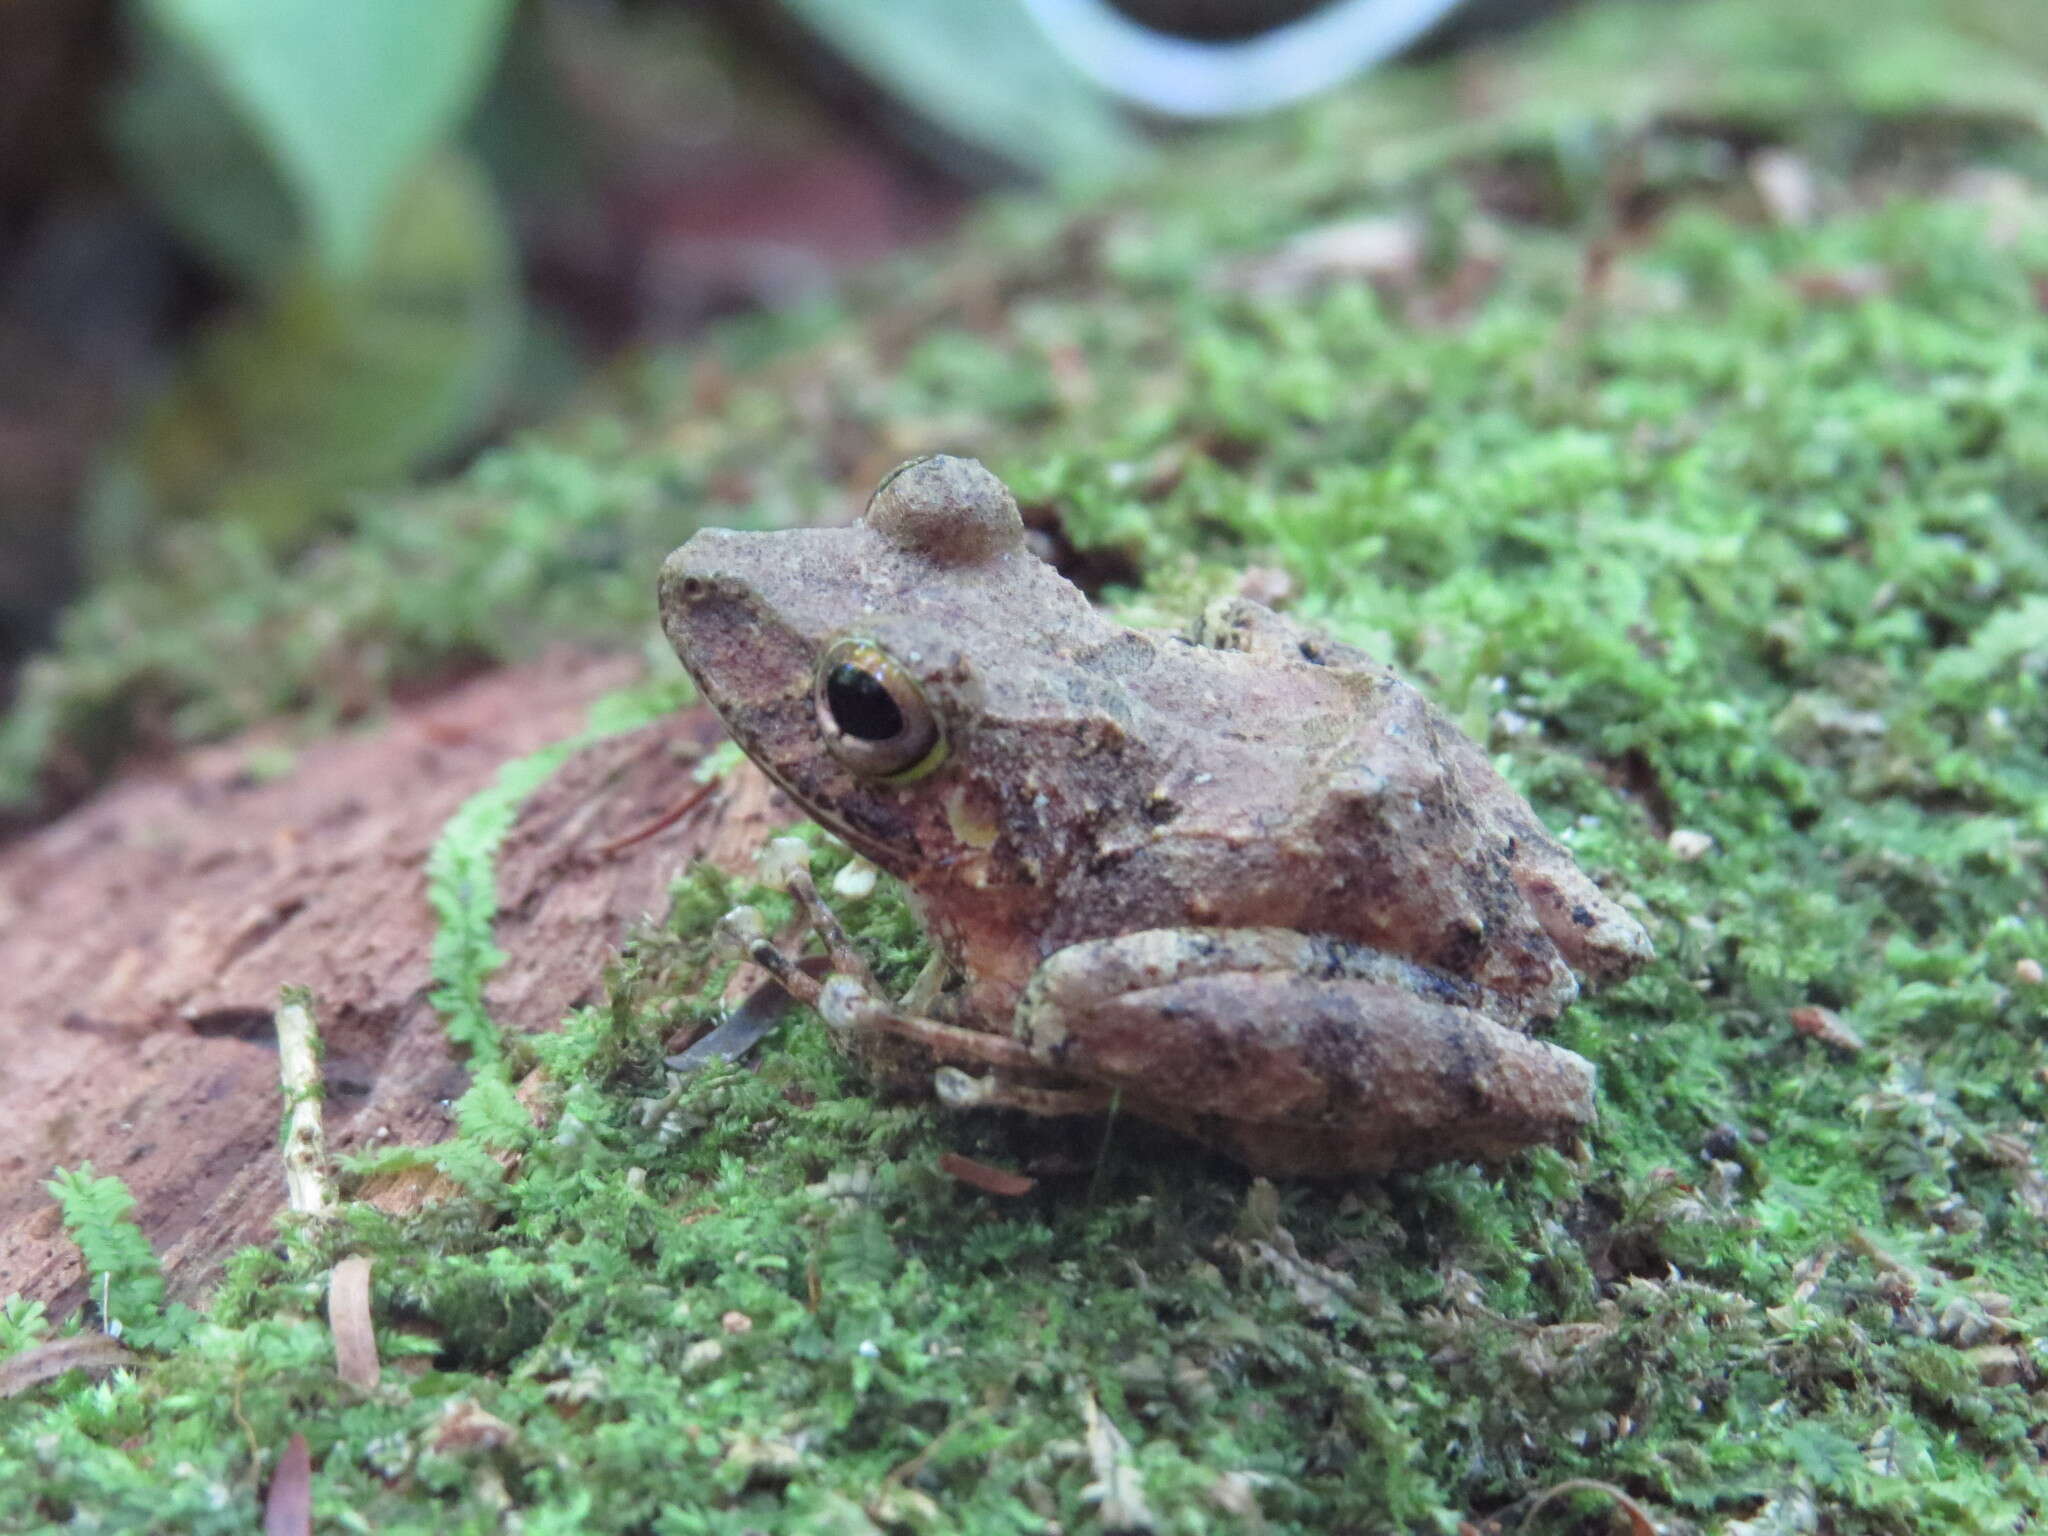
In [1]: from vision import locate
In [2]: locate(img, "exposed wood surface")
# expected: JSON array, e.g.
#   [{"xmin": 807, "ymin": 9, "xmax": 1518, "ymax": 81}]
[{"xmin": 0, "ymin": 650, "xmax": 786, "ymax": 1314}]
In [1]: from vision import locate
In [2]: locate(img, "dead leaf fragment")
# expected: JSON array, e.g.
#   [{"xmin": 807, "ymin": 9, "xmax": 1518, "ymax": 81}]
[
  {"xmin": 432, "ymin": 1397, "xmax": 516, "ymax": 1453},
  {"xmin": 939, "ymin": 1151, "xmax": 1037, "ymax": 1197},
  {"xmin": 328, "ymin": 1255, "xmax": 379, "ymax": 1389},
  {"xmin": 263, "ymin": 1431, "xmax": 312, "ymax": 1536},
  {"xmin": 1790, "ymin": 1006, "xmax": 1864, "ymax": 1052},
  {"xmin": 720, "ymin": 1431, "xmax": 804, "ymax": 1487},
  {"xmin": 1244, "ymin": 1231, "xmax": 1358, "ymax": 1321},
  {"xmin": 1666, "ymin": 828, "xmax": 1714, "ymax": 861},
  {"xmin": 869, "ymin": 1482, "xmax": 944, "ymax": 1529},
  {"xmin": 1207, "ymin": 1470, "xmax": 1269, "ymax": 1525},
  {"xmin": 1983, "ymin": 1132, "xmax": 2048, "ymax": 1222}
]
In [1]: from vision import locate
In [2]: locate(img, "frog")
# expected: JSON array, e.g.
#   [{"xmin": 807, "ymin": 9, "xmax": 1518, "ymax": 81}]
[{"xmin": 658, "ymin": 454, "xmax": 1653, "ymax": 1175}]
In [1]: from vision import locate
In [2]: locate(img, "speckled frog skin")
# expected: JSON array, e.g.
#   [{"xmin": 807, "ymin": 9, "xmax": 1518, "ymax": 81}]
[{"xmin": 659, "ymin": 455, "xmax": 1652, "ymax": 1174}]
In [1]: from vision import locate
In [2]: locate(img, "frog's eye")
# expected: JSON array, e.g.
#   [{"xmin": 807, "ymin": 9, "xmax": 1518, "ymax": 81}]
[{"xmin": 814, "ymin": 639, "xmax": 946, "ymax": 781}]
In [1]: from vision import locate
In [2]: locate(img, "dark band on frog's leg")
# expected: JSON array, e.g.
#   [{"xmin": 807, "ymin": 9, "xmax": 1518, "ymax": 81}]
[{"xmin": 742, "ymin": 936, "xmax": 825, "ymax": 1007}]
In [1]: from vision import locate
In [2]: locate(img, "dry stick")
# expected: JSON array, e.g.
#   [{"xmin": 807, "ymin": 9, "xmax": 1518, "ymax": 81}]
[
  {"xmin": 275, "ymin": 995, "xmax": 331, "ymax": 1218},
  {"xmin": 596, "ymin": 779, "xmax": 715, "ymax": 856},
  {"xmin": 0, "ymin": 1335, "xmax": 139, "ymax": 1399},
  {"xmin": 877, "ymin": 1410, "xmax": 976, "ymax": 1499},
  {"xmin": 277, "ymin": 994, "xmax": 385, "ymax": 1392}
]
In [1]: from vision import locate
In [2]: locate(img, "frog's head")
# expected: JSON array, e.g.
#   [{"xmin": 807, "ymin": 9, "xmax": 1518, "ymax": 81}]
[{"xmin": 659, "ymin": 456, "xmax": 1124, "ymax": 879}]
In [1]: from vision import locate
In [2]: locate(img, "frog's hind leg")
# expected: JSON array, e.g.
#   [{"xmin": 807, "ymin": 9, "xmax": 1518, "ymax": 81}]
[{"xmin": 1021, "ymin": 928, "xmax": 1598, "ymax": 1173}]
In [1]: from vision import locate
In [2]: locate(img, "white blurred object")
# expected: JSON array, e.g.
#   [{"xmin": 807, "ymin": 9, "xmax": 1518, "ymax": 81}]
[{"xmin": 1019, "ymin": 0, "xmax": 1473, "ymax": 117}]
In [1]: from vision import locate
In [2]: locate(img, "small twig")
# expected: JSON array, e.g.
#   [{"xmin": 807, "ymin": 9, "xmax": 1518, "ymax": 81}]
[
  {"xmin": 1496, "ymin": 1478, "xmax": 1658, "ymax": 1535},
  {"xmin": 1080, "ymin": 1389, "xmax": 1155, "ymax": 1533},
  {"xmin": 275, "ymin": 993, "xmax": 331, "ymax": 1218},
  {"xmin": 596, "ymin": 780, "xmax": 714, "ymax": 856}
]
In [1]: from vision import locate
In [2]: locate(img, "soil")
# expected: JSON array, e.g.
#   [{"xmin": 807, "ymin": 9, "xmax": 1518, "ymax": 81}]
[{"xmin": 0, "ymin": 650, "xmax": 784, "ymax": 1315}]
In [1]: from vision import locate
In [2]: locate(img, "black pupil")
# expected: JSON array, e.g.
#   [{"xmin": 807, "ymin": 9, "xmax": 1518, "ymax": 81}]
[{"xmin": 825, "ymin": 664, "xmax": 905, "ymax": 741}]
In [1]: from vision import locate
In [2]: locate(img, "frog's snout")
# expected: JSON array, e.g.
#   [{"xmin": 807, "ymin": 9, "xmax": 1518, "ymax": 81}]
[
  {"xmin": 658, "ymin": 531, "xmax": 762, "ymax": 666},
  {"xmin": 660, "ymin": 529, "xmax": 763, "ymax": 629},
  {"xmin": 660, "ymin": 527, "xmax": 737, "ymax": 601}
]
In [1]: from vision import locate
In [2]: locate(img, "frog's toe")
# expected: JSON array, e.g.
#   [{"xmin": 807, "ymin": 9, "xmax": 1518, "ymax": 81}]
[{"xmin": 1515, "ymin": 862, "xmax": 1654, "ymax": 985}]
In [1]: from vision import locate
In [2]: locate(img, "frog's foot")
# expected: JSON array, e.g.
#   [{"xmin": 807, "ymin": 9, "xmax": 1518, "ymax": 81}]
[
  {"xmin": 933, "ymin": 1067, "xmax": 1115, "ymax": 1118},
  {"xmin": 812, "ymin": 973, "xmax": 1044, "ymax": 1076}
]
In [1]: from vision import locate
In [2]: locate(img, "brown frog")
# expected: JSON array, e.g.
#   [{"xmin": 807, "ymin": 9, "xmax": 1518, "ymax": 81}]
[{"xmin": 658, "ymin": 455, "xmax": 1652, "ymax": 1175}]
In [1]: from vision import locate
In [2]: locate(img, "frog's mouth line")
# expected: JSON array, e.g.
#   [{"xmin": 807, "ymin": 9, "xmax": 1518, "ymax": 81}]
[
  {"xmin": 720, "ymin": 725, "xmax": 910, "ymax": 874},
  {"xmin": 677, "ymin": 630, "xmax": 921, "ymax": 873}
]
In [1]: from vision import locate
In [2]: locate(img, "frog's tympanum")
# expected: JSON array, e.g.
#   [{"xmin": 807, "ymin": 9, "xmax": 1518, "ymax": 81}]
[{"xmin": 659, "ymin": 456, "xmax": 1652, "ymax": 1175}]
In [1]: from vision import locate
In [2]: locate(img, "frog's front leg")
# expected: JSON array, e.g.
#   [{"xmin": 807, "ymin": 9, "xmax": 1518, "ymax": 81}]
[
  {"xmin": 1016, "ymin": 929, "xmax": 1598, "ymax": 1175},
  {"xmin": 717, "ymin": 843, "xmax": 1110, "ymax": 1113},
  {"xmin": 715, "ymin": 901, "xmax": 1039, "ymax": 1078}
]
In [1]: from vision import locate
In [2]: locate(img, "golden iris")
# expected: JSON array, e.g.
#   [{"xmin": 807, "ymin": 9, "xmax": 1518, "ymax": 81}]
[{"xmin": 813, "ymin": 639, "xmax": 945, "ymax": 781}]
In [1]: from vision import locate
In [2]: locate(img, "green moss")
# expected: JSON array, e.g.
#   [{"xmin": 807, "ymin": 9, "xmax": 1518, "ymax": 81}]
[{"xmin": 8, "ymin": 0, "xmax": 2048, "ymax": 1529}]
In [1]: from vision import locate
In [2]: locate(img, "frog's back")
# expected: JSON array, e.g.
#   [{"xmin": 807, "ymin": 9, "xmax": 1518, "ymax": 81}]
[{"xmin": 1041, "ymin": 604, "xmax": 1591, "ymax": 1027}]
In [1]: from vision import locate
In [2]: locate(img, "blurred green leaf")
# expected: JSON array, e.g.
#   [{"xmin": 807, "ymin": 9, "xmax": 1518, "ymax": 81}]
[
  {"xmin": 107, "ymin": 15, "xmax": 300, "ymax": 287},
  {"xmin": 141, "ymin": 0, "xmax": 516, "ymax": 277},
  {"xmin": 92, "ymin": 151, "xmax": 522, "ymax": 562},
  {"xmin": 778, "ymin": 0, "xmax": 1144, "ymax": 182}
]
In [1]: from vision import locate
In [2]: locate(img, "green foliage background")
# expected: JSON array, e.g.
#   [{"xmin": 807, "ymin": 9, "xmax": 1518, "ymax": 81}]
[
  {"xmin": 6, "ymin": 0, "xmax": 2048, "ymax": 1530},
  {"xmin": 83, "ymin": 0, "xmax": 1137, "ymax": 567}
]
